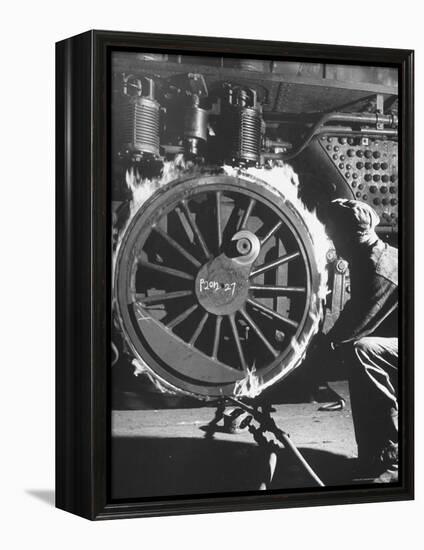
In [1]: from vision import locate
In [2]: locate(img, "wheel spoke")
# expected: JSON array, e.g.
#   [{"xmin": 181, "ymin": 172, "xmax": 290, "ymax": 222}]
[
  {"xmin": 250, "ymin": 251, "xmax": 301, "ymax": 278},
  {"xmin": 180, "ymin": 200, "xmax": 211, "ymax": 259},
  {"xmin": 139, "ymin": 259, "xmax": 194, "ymax": 281},
  {"xmin": 175, "ymin": 208, "xmax": 197, "ymax": 250},
  {"xmin": 250, "ymin": 284, "xmax": 306, "ymax": 294},
  {"xmin": 212, "ymin": 315, "xmax": 223, "ymax": 359},
  {"xmin": 228, "ymin": 314, "xmax": 247, "ymax": 371},
  {"xmin": 240, "ymin": 308, "xmax": 279, "ymax": 357},
  {"xmin": 247, "ymin": 298, "xmax": 299, "ymax": 330},
  {"xmin": 240, "ymin": 198, "xmax": 256, "ymax": 230},
  {"xmin": 136, "ymin": 290, "xmax": 193, "ymax": 304},
  {"xmin": 216, "ymin": 191, "xmax": 222, "ymax": 250},
  {"xmin": 189, "ymin": 312, "xmax": 209, "ymax": 346},
  {"xmin": 167, "ymin": 304, "xmax": 198, "ymax": 329},
  {"xmin": 152, "ymin": 226, "xmax": 201, "ymax": 268},
  {"xmin": 260, "ymin": 220, "xmax": 283, "ymax": 245}
]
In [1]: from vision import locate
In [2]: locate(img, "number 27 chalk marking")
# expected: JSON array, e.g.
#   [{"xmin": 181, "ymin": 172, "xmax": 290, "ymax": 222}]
[{"xmin": 199, "ymin": 278, "xmax": 236, "ymax": 296}]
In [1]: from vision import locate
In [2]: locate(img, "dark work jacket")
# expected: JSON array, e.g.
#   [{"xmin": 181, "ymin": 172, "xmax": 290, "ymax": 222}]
[{"xmin": 327, "ymin": 239, "xmax": 398, "ymax": 345}]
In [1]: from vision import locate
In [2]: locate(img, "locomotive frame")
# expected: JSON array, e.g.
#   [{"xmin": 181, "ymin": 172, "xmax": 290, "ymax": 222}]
[{"xmin": 56, "ymin": 30, "xmax": 414, "ymax": 520}]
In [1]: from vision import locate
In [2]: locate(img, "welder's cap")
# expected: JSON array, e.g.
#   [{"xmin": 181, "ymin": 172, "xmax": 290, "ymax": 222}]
[{"xmin": 326, "ymin": 199, "xmax": 380, "ymax": 238}]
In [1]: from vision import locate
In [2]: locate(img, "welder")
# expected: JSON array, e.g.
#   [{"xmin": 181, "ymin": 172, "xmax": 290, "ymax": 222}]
[{"xmin": 321, "ymin": 199, "xmax": 398, "ymax": 483}]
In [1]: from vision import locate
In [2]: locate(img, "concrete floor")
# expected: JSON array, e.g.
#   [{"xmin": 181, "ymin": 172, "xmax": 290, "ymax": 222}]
[{"xmin": 111, "ymin": 381, "xmax": 359, "ymax": 500}]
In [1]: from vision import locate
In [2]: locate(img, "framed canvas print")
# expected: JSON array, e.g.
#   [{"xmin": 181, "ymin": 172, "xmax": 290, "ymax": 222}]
[{"xmin": 56, "ymin": 30, "xmax": 414, "ymax": 520}]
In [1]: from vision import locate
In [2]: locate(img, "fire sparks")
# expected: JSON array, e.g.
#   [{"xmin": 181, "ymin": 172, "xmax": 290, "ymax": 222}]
[{"xmin": 234, "ymin": 364, "xmax": 261, "ymax": 399}]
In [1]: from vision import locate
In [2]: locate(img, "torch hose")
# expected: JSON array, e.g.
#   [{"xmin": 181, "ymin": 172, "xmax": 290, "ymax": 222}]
[{"xmin": 227, "ymin": 396, "xmax": 325, "ymax": 487}]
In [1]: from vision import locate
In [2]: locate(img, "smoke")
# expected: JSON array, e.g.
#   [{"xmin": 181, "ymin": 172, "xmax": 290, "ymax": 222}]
[{"xmin": 113, "ymin": 159, "xmax": 330, "ymax": 400}]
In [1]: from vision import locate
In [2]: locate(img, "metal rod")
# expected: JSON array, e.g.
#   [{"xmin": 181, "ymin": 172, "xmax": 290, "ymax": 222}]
[
  {"xmin": 152, "ymin": 226, "xmax": 201, "ymax": 268},
  {"xmin": 263, "ymin": 111, "xmax": 398, "ymax": 128},
  {"xmin": 250, "ymin": 251, "xmax": 300, "ymax": 278},
  {"xmin": 240, "ymin": 308, "xmax": 278, "ymax": 357},
  {"xmin": 167, "ymin": 304, "xmax": 198, "ymax": 329},
  {"xmin": 324, "ymin": 112, "xmax": 398, "ymax": 127},
  {"xmin": 314, "ymin": 126, "xmax": 398, "ymax": 138},
  {"xmin": 189, "ymin": 312, "xmax": 209, "ymax": 346},
  {"xmin": 228, "ymin": 314, "xmax": 247, "ymax": 371},
  {"xmin": 175, "ymin": 208, "xmax": 197, "ymax": 250},
  {"xmin": 216, "ymin": 191, "xmax": 222, "ymax": 250},
  {"xmin": 260, "ymin": 221, "xmax": 283, "ymax": 246},
  {"xmin": 136, "ymin": 290, "xmax": 193, "ymax": 304},
  {"xmin": 139, "ymin": 259, "xmax": 194, "ymax": 281},
  {"xmin": 247, "ymin": 298, "xmax": 299, "ymax": 329},
  {"xmin": 212, "ymin": 315, "xmax": 223, "ymax": 359},
  {"xmin": 250, "ymin": 284, "xmax": 306, "ymax": 293},
  {"xmin": 180, "ymin": 200, "xmax": 211, "ymax": 259},
  {"xmin": 240, "ymin": 198, "xmax": 256, "ymax": 230}
]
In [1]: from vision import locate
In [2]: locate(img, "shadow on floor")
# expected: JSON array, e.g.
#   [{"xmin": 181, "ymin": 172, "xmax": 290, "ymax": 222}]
[
  {"xmin": 26, "ymin": 489, "xmax": 55, "ymax": 507},
  {"xmin": 111, "ymin": 435, "xmax": 355, "ymax": 500},
  {"xmin": 112, "ymin": 355, "xmax": 349, "ymax": 411}
]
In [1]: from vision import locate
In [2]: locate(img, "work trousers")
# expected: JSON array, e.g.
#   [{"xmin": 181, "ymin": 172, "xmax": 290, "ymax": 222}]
[{"xmin": 344, "ymin": 337, "xmax": 398, "ymax": 463}]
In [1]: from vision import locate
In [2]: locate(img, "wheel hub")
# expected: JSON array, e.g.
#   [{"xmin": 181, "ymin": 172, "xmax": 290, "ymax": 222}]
[
  {"xmin": 195, "ymin": 230, "xmax": 260, "ymax": 315},
  {"xmin": 195, "ymin": 254, "xmax": 250, "ymax": 315}
]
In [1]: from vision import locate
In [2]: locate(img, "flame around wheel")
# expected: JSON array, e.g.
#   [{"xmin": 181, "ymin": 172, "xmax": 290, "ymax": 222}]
[{"xmin": 114, "ymin": 173, "xmax": 324, "ymax": 399}]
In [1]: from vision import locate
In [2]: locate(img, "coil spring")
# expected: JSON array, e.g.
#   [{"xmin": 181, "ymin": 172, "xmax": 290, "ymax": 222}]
[
  {"xmin": 227, "ymin": 106, "xmax": 262, "ymax": 165},
  {"xmin": 120, "ymin": 96, "xmax": 160, "ymax": 159}
]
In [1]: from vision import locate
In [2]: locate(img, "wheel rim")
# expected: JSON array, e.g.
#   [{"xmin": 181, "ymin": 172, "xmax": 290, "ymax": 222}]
[{"xmin": 115, "ymin": 173, "xmax": 321, "ymax": 398}]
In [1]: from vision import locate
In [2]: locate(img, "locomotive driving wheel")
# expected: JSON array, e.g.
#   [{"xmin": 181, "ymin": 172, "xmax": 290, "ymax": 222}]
[{"xmin": 114, "ymin": 173, "xmax": 322, "ymax": 398}]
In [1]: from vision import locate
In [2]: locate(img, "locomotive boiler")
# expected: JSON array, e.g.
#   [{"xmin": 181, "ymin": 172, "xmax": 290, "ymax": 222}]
[{"xmin": 111, "ymin": 53, "xmax": 398, "ymax": 400}]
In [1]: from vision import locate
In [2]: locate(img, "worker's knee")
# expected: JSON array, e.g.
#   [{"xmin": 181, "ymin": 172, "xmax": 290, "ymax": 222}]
[
  {"xmin": 341, "ymin": 338, "xmax": 373, "ymax": 359},
  {"xmin": 342, "ymin": 338, "xmax": 378, "ymax": 374},
  {"xmin": 353, "ymin": 336, "xmax": 398, "ymax": 359},
  {"xmin": 348, "ymin": 336, "xmax": 398, "ymax": 373},
  {"xmin": 352, "ymin": 337, "xmax": 376, "ymax": 355}
]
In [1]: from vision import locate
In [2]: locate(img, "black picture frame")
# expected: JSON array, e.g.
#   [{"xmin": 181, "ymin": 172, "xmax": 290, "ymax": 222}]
[{"xmin": 56, "ymin": 30, "xmax": 414, "ymax": 520}]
